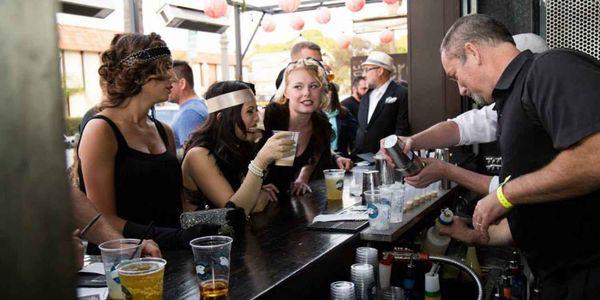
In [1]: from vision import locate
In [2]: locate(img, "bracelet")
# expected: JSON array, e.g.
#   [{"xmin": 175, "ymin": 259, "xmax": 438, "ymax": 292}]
[
  {"xmin": 496, "ymin": 175, "xmax": 513, "ymax": 210},
  {"xmin": 248, "ymin": 160, "xmax": 264, "ymax": 178}
]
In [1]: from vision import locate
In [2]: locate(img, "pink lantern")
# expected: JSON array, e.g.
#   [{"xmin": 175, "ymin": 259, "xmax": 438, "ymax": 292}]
[
  {"xmin": 380, "ymin": 29, "xmax": 394, "ymax": 44},
  {"xmin": 261, "ymin": 15, "xmax": 276, "ymax": 32},
  {"xmin": 383, "ymin": 0, "xmax": 399, "ymax": 4},
  {"xmin": 345, "ymin": 0, "xmax": 366, "ymax": 12},
  {"xmin": 278, "ymin": 0, "xmax": 301, "ymax": 13},
  {"xmin": 315, "ymin": 7, "xmax": 331, "ymax": 24},
  {"xmin": 337, "ymin": 34, "xmax": 351, "ymax": 49},
  {"xmin": 290, "ymin": 15, "xmax": 305, "ymax": 30},
  {"xmin": 203, "ymin": 0, "xmax": 228, "ymax": 19}
]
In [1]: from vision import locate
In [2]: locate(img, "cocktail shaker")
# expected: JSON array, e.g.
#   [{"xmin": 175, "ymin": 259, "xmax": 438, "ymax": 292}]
[
  {"xmin": 374, "ymin": 154, "xmax": 395, "ymax": 185},
  {"xmin": 382, "ymin": 135, "xmax": 424, "ymax": 177},
  {"xmin": 434, "ymin": 148, "xmax": 452, "ymax": 190}
]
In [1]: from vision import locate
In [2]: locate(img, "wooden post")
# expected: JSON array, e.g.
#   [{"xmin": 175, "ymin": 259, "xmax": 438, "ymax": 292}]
[{"xmin": 0, "ymin": 1, "xmax": 76, "ymax": 298}]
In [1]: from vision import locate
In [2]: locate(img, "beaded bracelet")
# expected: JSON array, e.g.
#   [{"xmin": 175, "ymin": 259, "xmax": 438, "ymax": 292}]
[{"xmin": 248, "ymin": 160, "xmax": 264, "ymax": 178}]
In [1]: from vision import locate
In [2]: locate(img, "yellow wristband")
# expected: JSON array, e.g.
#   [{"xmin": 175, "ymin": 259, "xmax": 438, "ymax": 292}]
[{"xmin": 496, "ymin": 175, "xmax": 513, "ymax": 210}]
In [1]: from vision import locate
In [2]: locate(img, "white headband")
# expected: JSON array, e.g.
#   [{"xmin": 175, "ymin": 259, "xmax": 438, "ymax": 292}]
[{"xmin": 206, "ymin": 89, "xmax": 255, "ymax": 113}]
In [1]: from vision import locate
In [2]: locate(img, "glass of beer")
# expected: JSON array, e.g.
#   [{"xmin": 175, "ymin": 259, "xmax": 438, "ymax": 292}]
[
  {"xmin": 116, "ymin": 257, "xmax": 167, "ymax": 300},
  {"xmin": 323, "ymin": 169, "xmax": 345, "ymax": 201},
  {"xmin": 99, "ymin": 239, "xmax": 142, "ymax": 299},
  {"xmin": 190, "ymin": 236, "xmax": 234, "ymax": 300},
  {"xmin": 272, "ymin": 131, "xmax": 299, "ymax": 167}
]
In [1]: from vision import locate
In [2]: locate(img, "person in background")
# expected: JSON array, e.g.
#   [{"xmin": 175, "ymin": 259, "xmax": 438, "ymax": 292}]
[
  {"xmin": 354, "ymin": 51, "xmax": 409, "ymax": 156},
  {"xmin": 181, "ymin": 81, "xmax": 294, "ymax": 214},
  {"xmin": 341, "ymin": 76, "xmax": 368, "ymax": 118},
  {"xmin": 325, "ymin": 82, "xmax": 357, "ymax": 157},
  {"xmin": 77, "ymin": 33, "xmax": 220, "ymax": 251},
  {"xmin": 169, "ymin": 60, "xmax": 208, "ymax": 149},
  {"xmin": 262, "ymin": 58, "xmax": 352, "ymax": 196},
  {"xmin": 275, "ymin": 41, "xmax": 323, "ymax": 90}
]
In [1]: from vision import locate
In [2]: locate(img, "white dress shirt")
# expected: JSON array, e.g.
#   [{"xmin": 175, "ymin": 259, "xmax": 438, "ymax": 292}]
[
  {"xmin": 450, "ymin": 103, "xmax": 498, "ymax": 146},
  {"xmin": 367, "ymin": 79, "xmax": 393, "ymax": 123}
]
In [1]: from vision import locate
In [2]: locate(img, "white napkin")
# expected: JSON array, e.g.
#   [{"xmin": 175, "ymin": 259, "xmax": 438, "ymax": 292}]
[{"xmin": 312, "ymin": 213, "xmax": 369, "ymax": 223}]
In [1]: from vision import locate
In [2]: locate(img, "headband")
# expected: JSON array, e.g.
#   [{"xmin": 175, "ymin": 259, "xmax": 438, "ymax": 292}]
[
  {"xmin": 119, "ymin": 46, "xmax": 171, "ymax": 66},
  {"xmin": 206, "ymin": 89, "xmax": 256, "ymax": 113}
]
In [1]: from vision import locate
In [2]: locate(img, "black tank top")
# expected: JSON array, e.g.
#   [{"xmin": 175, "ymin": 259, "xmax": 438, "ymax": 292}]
[{"xmin": 78, "ymin": 115, "xmax": 182, "ymax": 228}]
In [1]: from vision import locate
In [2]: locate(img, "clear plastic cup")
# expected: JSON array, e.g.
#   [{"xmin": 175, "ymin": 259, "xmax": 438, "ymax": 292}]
[
  {"xmin": 116, "ymin": 257, "xmax": 167, "ymax": 300},
  {"xmin": 364, "ymin": 190, "xmax": 391, "ymax": 231},
  {"xmin": 190, "ymin": 236, "xmax": 233, "ymax": 300},
  {"xmin": 349, "ymin": 168, "xmax": 365, "ymax": 197},
  {"xmin": 323, "ymin": 169, "xmax": 345, "ymax": 201},
  {"xmin": 272, "ymin": 131, "xmax": 299, "ymax": 167},
  {"xmin": 381, "ymin": 184, "xmax": 405, "ymax": 223},
  {"xmin": 98, "ymin": 239, "xmax": 142, "ymax": 299}
]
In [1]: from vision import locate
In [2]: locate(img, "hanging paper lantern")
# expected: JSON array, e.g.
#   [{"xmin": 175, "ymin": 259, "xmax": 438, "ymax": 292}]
[
  {"xmin": 345, "ymin": 0, "xmax": 366, "ymax": 12},
  {"xmin": 278, "ymin": 0, "xmax": 301, "ymax": 13},
  {"xmin": 204, "ymin": 0, "xmax": 228, "ymax": 19},
  {"xmin": 315, "ymin": 7, "xmax": 331, "ymax": 24},
  {"xmin": 383, "ymin": 0, "xmax": 399, "ymax": 4},
  {"xmin": 261, "ymin": 15, "xmax": 276, "ymax": 32},
  {"xmin": 337, "ymin": 34, "xmax": 351, "ymax": 49},
  {"xmin": 380, "ymin": 29, "xmax": 394, "ymax": 44},
  {"xmin": 290, "ymin": 15, "xmax": 305, "ymax": 30}
]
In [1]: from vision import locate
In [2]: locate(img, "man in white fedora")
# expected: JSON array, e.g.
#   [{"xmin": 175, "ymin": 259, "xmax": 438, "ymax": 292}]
[{"xmin": 354, "ymin": 51, "xmax": 409, "ymax": 156}]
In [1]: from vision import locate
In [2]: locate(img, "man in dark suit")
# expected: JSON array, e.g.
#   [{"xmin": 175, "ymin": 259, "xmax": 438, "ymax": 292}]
[
  {"xmin": 354, "ymin": 51, "xmax": 409, "ymax": 156},
  {"xmin": 341, "ymin": 76, "xmax": 368, "ymax": 118}
]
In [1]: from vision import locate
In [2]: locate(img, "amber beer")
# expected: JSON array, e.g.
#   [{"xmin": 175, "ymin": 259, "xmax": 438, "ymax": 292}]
[
  {"xmin": 200, "ymin": 279, "xmax": 229, "ymax": 300},
  {"xmin": 323, "ymin": 169, "xmax": 345, "ymax": 201},
  {"xmin": 117, "ymin": 258, "xmax": 166, "ymax": 300}
]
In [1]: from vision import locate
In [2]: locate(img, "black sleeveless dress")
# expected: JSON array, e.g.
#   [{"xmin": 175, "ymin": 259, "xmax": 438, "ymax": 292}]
[{"xmin": 78, "ymin": 115, "xmax": 182, "ymax": 228}]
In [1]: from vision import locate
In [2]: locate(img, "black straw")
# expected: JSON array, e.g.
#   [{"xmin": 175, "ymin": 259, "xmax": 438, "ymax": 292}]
[
  {"xmin": 78, "ymin": 213, "xmax": 102, "ymax": 238},
  {"xmin": 130, "ymin": 221, "xmax": 154, "ymax": 259}
]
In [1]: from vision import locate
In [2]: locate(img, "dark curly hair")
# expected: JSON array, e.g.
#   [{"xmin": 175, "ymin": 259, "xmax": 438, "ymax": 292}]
[
  {"xmin": 183, "ymin": 81, "xmax": 257, "ymax": 189},
  {"xmin": 98, "ymin": 32, "xmax": 172, "ymax": 109}
]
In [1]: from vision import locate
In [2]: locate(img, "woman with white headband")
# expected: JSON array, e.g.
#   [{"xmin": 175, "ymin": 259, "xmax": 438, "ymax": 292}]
[
  {"xmin": 261, "ymin": 58, "xmax": 353, "ymax": 197},
  {"xmin": 181, "ymin": 81, "xmax": 295, "ymax": 214}
]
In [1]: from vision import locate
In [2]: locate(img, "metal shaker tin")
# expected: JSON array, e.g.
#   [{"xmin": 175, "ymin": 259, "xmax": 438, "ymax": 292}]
[{"xmin": 382, "ymin": 135, "xmax": 424, "ymax": 177}]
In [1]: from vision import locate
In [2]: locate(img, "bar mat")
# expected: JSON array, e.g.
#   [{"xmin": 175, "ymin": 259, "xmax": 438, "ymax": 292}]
[{"xmin": 308, "ymin": 220, "xmax": 369, "ymax": 233}]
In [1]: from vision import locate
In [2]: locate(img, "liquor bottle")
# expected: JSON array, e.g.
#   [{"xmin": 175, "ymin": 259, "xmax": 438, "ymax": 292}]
[
  {"xmin": 501, "ymin": 268, "xmax": 512, "ymax": 300},
  {"xmin": 509, "ymin": 250, "xmax": 527, "ymax": 300}
]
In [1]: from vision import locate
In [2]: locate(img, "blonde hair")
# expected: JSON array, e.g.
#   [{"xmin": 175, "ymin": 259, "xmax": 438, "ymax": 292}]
[{"xmin": 273, "ymin": 59, "xmax": 329, "ymax": 110}]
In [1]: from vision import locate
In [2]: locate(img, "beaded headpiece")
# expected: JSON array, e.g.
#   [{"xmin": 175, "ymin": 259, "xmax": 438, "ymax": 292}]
[{"xmin": 119, "ymin": 46, "xmax": 171, "ymax": 66}]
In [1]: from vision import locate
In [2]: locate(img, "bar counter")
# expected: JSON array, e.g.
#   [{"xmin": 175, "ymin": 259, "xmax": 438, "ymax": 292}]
[
  {"xmin": 160, "ymin": 178, "xmax": 458, "ymax": 299},
  {"xmin": 163, "ymin": 180, "xmax": 362, "ymax": 299}
]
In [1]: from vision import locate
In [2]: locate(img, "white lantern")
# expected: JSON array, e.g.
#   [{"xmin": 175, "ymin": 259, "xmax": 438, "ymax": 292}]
[
  {"xmin": 261, "ymin": 15, "xmax": 276, "ymax": 32},
  {"xmin": 380, "ymin": 29, "xmax": 394, "ymax": 44},
  {"xmin": 315, "ymin": 7, "xmax": 331, "ymax": 24},
  {"xmin": 203, "ymin": 0, "xmax": 228, "ymax": 19},
  {"xmin": 278, "ymin": 0, "xmax": 301, "ymax": 13},
  {"xmin": 345, "ymin": 0, "xmax": 366, "ymax": 12},
  {"xmin": 290, "ymin": 15, "xmax": 305, "ymax": 31},
  {"xmin": 383, "ymin": 0, "xmax": 399, "ymax": 4}
]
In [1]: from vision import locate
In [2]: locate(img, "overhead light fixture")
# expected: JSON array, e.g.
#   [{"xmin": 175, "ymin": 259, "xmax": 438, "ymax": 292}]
[{"xmin": 59, "ymin": 0, "xmax": 115, "ymax": 18}]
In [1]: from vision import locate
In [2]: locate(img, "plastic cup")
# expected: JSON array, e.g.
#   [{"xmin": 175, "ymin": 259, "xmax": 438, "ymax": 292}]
[
  {"xmin": 99, "ymin": 239, "xmax": 142, "ymax": 299},
  {"xmin": 364, "ymin": 190, "xmax": 391, "ymax": 231},
  {"xmin": 323, "ymin": 169, "xmax": 345, "ymax": 201},
  {"xmin": 190, "ymin": 236, "xmax": 233, "ymax": 300},
  {"xmin": 349, "ymin": 168, "xmax": 365, "ymax": 197},
  {"xmin": 330, "ymin": 281, "xmax": 356, "ymax": 300},
  {"xmin": 272, "ymin": 131, "xmax": 298, "ymax": 167},
  {"xmin": 381, "ymin": 184, "xmax": 405, "ymax": 223},
  {"xmin": 116, "ymin": 257, "xmax": 166, "ymax": 300}
]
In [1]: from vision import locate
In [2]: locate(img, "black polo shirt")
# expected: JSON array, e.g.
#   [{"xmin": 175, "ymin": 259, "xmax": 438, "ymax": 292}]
[{"xmin": 494, "ymin": 49, "xmax": 600, "ymax": 280}]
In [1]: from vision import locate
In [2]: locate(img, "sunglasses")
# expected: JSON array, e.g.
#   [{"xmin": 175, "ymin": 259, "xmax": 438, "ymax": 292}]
[{"xmin": 362, "ymin": 66, "xmax": 381, "ymax": 73}]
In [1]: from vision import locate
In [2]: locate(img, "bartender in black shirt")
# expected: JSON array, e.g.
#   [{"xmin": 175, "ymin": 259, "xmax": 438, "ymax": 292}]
[{"xmin": 439, "ymin": 14, "xmax": 600, "ymax": 299}]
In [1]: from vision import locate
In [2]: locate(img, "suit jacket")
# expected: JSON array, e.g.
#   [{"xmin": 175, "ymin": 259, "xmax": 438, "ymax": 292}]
[
  {"xmin": 354, "ymin": 80, "xmax": 409, "ymax": 155},
  {"xmin": 334, "ymin": 107, "xmax": 358, "ymax": 156}
]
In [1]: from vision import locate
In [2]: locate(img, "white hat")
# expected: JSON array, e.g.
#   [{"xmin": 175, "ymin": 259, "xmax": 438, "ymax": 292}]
[
  {"xmin": 362, "ymin": 51, "xmax": 395, "ymax": 73},
  {"xmin": 513, "ymin": 33, "xmax": 548, "ymax": 54}
]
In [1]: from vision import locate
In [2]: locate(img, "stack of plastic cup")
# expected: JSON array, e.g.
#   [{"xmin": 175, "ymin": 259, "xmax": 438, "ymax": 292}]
[
  {"xmin": 330, "ymin": 281, "xmax": 356, "ymax": 300},
  {"xmin": 350, "ymin": 263, "xmax": 375, "ymax": 300},
  {"xmin": 378, "ymin": 286, "xmax": 405, "ymax": 300},
  {"xmin": 355, "ymin": 247, "xmax": 378, "ymax": 268}
]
